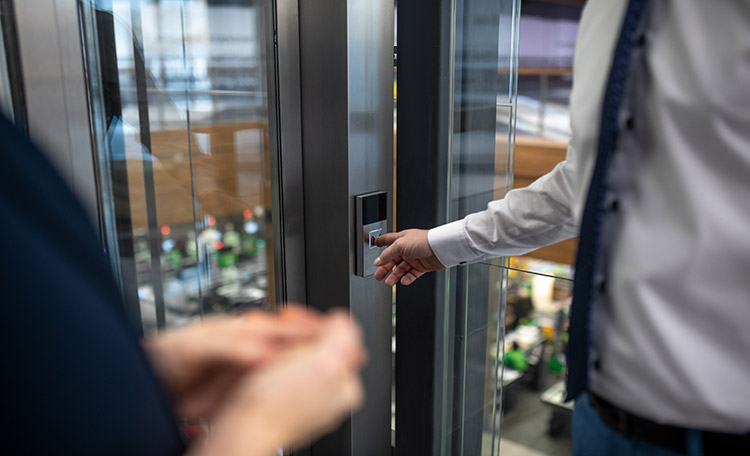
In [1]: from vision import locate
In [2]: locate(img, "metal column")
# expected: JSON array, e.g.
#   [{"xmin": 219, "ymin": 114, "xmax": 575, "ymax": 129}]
[
  {"xmin": 298, "ymin": 0, "xmax": 394, "ymax": 454},
  {"xmin": 13, "ymin": 0, "xmax": 99, "ymax": 225},
  {"xmin": 395, "ymin": 0, "xmax": 456, "ymax": 453}
]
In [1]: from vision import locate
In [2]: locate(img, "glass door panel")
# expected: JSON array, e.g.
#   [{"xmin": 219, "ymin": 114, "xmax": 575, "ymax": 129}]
[
  {"xmin": 436, "ymin": 0, "xmax": 520, "ymax": 454},
  {"xmin": 81, "ymin": 0, "xmax": 275, "ymax": 334}
]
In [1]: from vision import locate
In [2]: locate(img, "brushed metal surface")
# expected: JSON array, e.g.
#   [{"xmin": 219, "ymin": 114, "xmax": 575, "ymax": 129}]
[
  {"xmin": 299, "ymin": 0, "xmax": 394, "ymax": 453},
  {"xmin": 356, "ymin": 220, "xmax": 387, "ymax": 277},
  {"xmin": 266, "ymin": 0, "xmax": 307, "ymax": 305},
  {"xmin": 13, "ymin": 0, "xmax": 99, "ymax": 226}
]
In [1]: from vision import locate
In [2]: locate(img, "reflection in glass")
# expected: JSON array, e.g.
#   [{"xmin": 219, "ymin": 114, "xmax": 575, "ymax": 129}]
[
  {"xmin": 509, "ymin": 2, "xmax": 583, "ymax": 283},
  {"xmin": 82, "ymin": 0, "xmax": 273, "ymax": 334},
  {"xmin": 515, "ymin": 1, "xmax": 581, "ymax": 140}
]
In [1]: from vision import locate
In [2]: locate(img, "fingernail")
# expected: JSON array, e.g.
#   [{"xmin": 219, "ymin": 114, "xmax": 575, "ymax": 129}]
[{"xmin": 374, "ymin": 258, "xmax": 381, "ymax": 266}]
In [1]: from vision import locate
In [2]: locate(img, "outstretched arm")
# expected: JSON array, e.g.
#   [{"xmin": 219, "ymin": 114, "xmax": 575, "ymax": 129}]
[{"xmin": 374, "ymin": 151, "xmax": 581, "ymax": 286}]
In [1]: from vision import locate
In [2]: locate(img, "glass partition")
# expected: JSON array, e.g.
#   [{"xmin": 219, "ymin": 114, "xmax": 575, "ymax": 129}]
[
  {"xmin": 434, "ymin": 0, "xmax": 520, "ymax": 454},
  {"xmin": 484, "ymin": 258, "xmax": 573, "ymax": 455},
  {"xmin": 513, "ymin": 0, "xmax": 582, "ymax": 280},
  {"xmin": 491, "ymin": 3, "xmax": 583, "ymax": 454},
  {"xmin": 81, "ymin": 0, "xmax": 275, "ymax": 334}
]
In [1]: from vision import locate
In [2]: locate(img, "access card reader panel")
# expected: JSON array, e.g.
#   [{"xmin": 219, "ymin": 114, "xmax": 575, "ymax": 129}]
[{"xmin": 355, "ymin": 191, "xmax": 388, "ymax": 277}]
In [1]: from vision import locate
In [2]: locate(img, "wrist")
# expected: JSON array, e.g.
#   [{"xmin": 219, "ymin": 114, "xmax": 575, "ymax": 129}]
[
  {"xmin": 428, "ymin": 220, "xmax": 477, "ymax": 268},
  {"xmin": 141, "ymin": 338, "xmax": 183, "ymax": 399},
  {"xmin": 199, "ymin": 403, "xmax": 289, "ymax": 456}
]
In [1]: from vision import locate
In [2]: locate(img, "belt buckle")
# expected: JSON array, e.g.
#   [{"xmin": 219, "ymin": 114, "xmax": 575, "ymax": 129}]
[{"xmin": 611, "ymin": 407, "xmax": 632, "ymax": 438}]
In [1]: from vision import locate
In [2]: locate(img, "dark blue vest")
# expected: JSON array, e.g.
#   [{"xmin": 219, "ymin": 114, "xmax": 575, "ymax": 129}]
[{"xmin": 0, "ymin": 115, "xmax": 185, "ymax": 455}]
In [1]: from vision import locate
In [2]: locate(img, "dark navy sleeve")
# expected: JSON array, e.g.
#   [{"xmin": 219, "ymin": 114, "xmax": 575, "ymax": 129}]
[{"xmin": 0, "ymin": 115, "xmax": 186, "ymax": 455}]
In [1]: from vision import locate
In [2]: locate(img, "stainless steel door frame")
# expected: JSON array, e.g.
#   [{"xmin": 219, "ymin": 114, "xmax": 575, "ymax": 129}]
[
  {"xmin": 265, "ymin": 0, "xmax": 307, "ymax": 304},
  {"xmin": 13, "ymin": 0, "xmax": 99, "ymax": 226},
  {"xmin": 0, "ymin": 0, "xmax": 27, "ymax": 129},
  {"xmin": 298, "ymin": 0, "xmax": 394, "ymax": 454},
  {"xmin": 0, "ymin": 0, "xmax": 19, "ymax": 122}
]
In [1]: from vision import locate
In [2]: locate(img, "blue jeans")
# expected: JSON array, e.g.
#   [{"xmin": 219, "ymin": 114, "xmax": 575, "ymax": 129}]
[{"xmin": 572, "ymin": 393, "xmax": 703, "ymax": 456}]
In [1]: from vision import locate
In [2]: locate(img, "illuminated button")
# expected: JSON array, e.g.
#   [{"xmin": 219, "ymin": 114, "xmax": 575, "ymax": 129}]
[{"xmin": 368, "ymin": 228, "xmax": 383, "ymax": 249}]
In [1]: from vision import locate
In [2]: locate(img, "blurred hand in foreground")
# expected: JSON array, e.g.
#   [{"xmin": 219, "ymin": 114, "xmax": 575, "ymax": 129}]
[
  {"xmin": 188, "ymin": 311, "xmax": 366, "ymax": 456},
  {"xmin": 144, "ymin": 305, "xmax": 322, "ymax": 419},
  {"xmin": 373, "ymin": 229, "xmax": 445, "ymax": 286}
]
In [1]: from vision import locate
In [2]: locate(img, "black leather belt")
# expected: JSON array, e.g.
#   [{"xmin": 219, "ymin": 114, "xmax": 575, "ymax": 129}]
[{"xmin": 589, "ymin": 392, "xmax": 750, "ymax": 455}]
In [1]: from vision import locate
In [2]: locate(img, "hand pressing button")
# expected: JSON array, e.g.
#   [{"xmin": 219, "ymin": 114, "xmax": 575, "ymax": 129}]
[{"xmin": 368, "ymin": 228, "xmax": 383, "ymax": 249}]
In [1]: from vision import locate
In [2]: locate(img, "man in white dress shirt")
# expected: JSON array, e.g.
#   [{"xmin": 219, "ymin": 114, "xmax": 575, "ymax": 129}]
[{"xmin": 374, "ymin": 1, "xmax": 750, "ymax": 454}]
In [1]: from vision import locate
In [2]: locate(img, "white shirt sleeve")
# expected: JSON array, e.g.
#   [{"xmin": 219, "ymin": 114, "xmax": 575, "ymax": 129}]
[{"xmin": 428, "ymin": 144, "xmax": 581, "ymax": 268}]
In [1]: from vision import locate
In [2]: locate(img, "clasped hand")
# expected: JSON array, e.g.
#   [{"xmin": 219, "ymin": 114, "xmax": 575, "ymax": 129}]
[{"xmin": 143, "ymin": 306, "xmax": 366, "ymax": 455}]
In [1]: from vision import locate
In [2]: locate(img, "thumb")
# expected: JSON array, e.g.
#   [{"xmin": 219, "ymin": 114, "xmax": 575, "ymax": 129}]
[{"xmin": 374, "ymin": 241, "xmax": 405, "ymax": 267}]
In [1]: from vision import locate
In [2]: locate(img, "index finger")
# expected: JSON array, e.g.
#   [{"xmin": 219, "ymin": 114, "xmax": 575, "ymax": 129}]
[{"xmin": 374, "ymin": 231, "xmax": 403, "ymax": 248}]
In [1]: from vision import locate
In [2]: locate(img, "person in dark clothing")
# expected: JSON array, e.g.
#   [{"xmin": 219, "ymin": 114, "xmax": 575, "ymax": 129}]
[{"xmin": 0, "ymin": 114, "xmax": 365, "ymax": 455}]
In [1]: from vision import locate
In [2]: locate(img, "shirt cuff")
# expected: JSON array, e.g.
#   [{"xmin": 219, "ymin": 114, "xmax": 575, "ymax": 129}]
[{"xmin": 428, "ymin": 220, "xmax": 486, "ymax": 268}]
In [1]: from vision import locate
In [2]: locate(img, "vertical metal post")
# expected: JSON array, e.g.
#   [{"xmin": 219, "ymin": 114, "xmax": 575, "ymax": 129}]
[
  {"xmin": 129, "ymin": 3, "xmax": 166, "ymax": 330},
  {"xmin": 298, "ymin": 0, "xmax": 394, "ymax": 453},
  {"xmin": 13, "ymin": 0, "xmax": 99, "ymax": 225},
  {"xmin": 80, "ymin": 0, "xmax": 144, "ymax": 333},
  {"xmin": 265, "ymin": 0, "xmax": 307, "ymax": 306},
  {"xmin": 0, "ymin": 0, "xmax": 27, "ymax": 132},
  {"xmin": 395, "ymin": 0, "xmax": 455, "ymax": 454}
]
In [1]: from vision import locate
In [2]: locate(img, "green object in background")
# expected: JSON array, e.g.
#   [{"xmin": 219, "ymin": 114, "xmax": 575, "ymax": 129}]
[
  {"xmin": 218, "ymin": 253, "xmax": 239, "ymax": 268},
  {"xmin": 504, "ymin": 349, "xmax": 529, "ymax": 372},
  {"xmin": 548, "ymin": 356, "xmax": 564, "ymax": 374},
  {"xmin": 168, "ymin": 250, "xmax": 182, "ymax": 270},
  {"xmin": 242, "ymin": 235, "xmax": 257, "ymax": 256},
  {"xmin": 186, "ymin": 237, "xmax": 197, "ymax": 259},
  {"xmin": 224, "ymin": 230, "xmax": 241, "ymax": 249}
]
